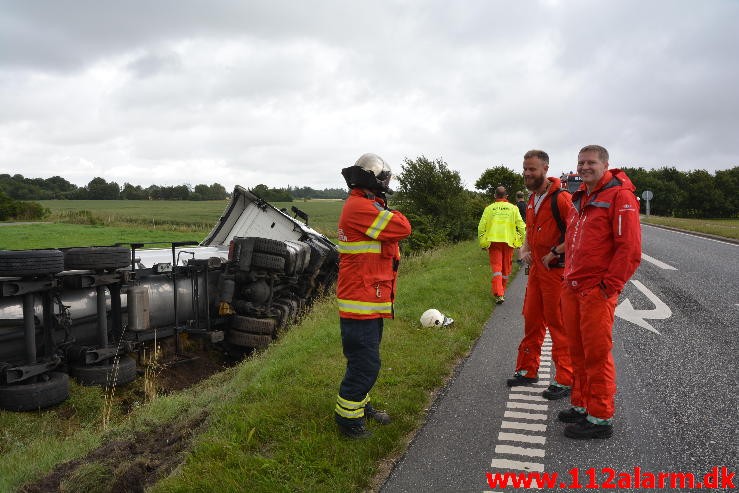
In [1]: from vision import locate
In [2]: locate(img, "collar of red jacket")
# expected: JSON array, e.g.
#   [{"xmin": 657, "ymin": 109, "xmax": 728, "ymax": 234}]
[{"xmin": 350, "ymin": 187, "xmax": 386, "ymax": 205}]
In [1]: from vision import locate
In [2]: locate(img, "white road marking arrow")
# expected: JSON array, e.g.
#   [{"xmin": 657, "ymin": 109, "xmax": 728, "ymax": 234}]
[{"xmin": 615, "ymin": 280, "xmax": 672, "ymax": 334}]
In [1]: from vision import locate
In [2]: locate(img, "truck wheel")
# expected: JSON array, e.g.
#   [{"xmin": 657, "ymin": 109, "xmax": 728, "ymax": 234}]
[
  {"xmin": 71, "ymin": 355, "xmax": 137, "ymax": 387},
  {"xmin": 226, "ymin": 331, "xmax": 272, "ymax": 349},
  {"xmin": 0, "ymin": 372, "xmax": 69, "ymax": 411},
  {"xmin": 251, "ymin": 253, "xmax": 285, "ymax": 272},
  {"xmin": 64, "ymin": 247, "xmax": 131, "ymax": 271},
  {"xmin": 231, "ymin": 316, "xmax": 277, "ymax": 335},
  {"xmin": 0, "ymin": 249, "xmax": 64, "ymax": 277}
]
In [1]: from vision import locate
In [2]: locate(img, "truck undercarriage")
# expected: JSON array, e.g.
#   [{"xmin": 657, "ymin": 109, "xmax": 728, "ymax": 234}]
[{"xmin": 0, "ymin": 186, "xmax": 339, "ymax": 411}]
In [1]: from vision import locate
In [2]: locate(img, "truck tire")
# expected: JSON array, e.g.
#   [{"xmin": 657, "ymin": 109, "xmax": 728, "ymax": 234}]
[
  {"xmin": 251, "ymin": 253, "xmax": 285, "ymax": 272},
  {"xmin": 253, "ymin": 237, "xmax": 289, "ymax": 256},
  {"xmin": 0, "ymin": 372, "xmax": 69, "ymax": 411},
  {"xmin": 71, "ymin": 355, "xmax": 137, "ymax": 387},
  {"xmin": 231, "ymin": 315, "xmax": 277, "ymax": 335},
  {"xmin": 64, "ymin": 247, "xmax": 131, "ymax": 271},
  {"xmin": 0, "ymin": 249, "xmax": 64, "ymax": 277},
  {"xmin": 226, "ymin": 330, "xmax": 272, "ymax": 349}
]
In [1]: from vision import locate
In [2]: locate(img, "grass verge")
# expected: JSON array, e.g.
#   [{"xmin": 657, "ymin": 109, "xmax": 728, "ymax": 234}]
[
  {"xmin": 0, "ymin": 240, "xmax": 499, "ymax": 492},
  {"xmin": 641, "ymin": 215, "xmax": 739, "ymax": 240}
]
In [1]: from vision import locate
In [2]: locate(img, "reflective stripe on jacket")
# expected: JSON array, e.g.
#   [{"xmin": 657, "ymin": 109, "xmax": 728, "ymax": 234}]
[
  {"xmin": 563, "ymin": 169, "xmax": 642, "ymax": 297},
  {"xmin": 337, "ymin": 189, "xmax": 412, "ymax": 319},
  {"xmin": 478, "ymin": 199, "xmax": 526, "ymax": 249}
]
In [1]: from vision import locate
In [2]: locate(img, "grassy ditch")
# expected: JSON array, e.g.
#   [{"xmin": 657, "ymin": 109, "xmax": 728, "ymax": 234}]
[{"xmin": 1, "ymin": 240, "xmax": 501, "ymax": 492}]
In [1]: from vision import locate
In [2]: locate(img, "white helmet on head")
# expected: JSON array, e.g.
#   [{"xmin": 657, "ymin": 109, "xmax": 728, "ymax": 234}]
[
  {"xmin": 341, "ymin": 152, "xmax": 393, "ymax": 194},
  {"xmin": 420, "ymin": 308, "xmax": 454, "ymax": 328}
]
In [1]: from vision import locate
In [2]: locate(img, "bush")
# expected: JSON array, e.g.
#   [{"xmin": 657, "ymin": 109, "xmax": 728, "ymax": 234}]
[
  {"xmin": 392, "ymin": 156, "xmax": 485, "ymax": 254},
  {"xmin": 0, "ymin": 191, "xmax": 49, "ymax": 221}
]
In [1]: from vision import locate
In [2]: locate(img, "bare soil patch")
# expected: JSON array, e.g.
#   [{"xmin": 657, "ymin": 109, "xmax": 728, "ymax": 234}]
[
  {"xmin": 20, "ymin": 412, "xmax": 208, "ymax": 493},
  {"xmin": 18, "ymin": 340, "xmax": 243, "ymax": 492}
]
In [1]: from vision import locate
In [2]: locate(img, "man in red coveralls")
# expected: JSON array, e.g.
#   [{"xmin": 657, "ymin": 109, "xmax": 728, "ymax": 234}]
[
  {"xmin": 509, "ymin": 150, "xmax": 574, "ymax": 401},
  {"xmin": 334, "ymin": 153, "xmax": 412, "ymax": 439},
  {"xmin": 558, "ymin": 145, "xmax": 641, "ymax": 439}
]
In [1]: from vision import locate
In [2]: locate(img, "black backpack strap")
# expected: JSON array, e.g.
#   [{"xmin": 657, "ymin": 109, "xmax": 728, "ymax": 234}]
[{"xmin": 550, "ymin": 189, "xmax": 568, "ymax": 244}]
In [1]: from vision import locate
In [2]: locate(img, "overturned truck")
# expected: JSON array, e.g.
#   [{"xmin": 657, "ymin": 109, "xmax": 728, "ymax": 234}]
[{"xmin": 0, "ymin": 186, "xmax": 339, "ymax": 411}]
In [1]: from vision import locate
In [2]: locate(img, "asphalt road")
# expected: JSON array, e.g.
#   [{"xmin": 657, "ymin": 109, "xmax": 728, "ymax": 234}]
[{"xmin": 381, "ymin": 224, "xmax": 738, "ymax": 492}]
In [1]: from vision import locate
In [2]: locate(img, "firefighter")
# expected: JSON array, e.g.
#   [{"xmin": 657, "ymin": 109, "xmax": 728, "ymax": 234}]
[
  {"xmin": 334, "ymin": 153, "xmax": 412, "ymax": 439},
  {"xmin": 478, "ymin": 186, "xmax": 526, "ymax": 304},
  {"xmin": 559, "ymin": 145, "xmax": 641, "ymax": 439},
  {"xmin": 509, "ymin": 150, "xmax": 574, "ymax": 400}
]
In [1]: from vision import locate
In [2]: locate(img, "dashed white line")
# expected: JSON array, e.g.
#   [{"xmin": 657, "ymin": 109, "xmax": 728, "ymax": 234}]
[
  {"xmin": 507, "ymin": 386, "xmax": 546, "ymax": 393},
  {"xmin": 508, "ymin": 393, "xmax": 548, "ymax": 402},
  {"xmin": 488, "ymin": 332, "xmax": 553, "ymax": 485},
  {"xmin": 507, "ymin": 401, "xmax": 548, "ymax": 411},
  {"xmin": 498, "ymin": 432, "xmax": 546, "ymax": 444},
  {"xmin": 495, "ymin": 444, "xmax": 545, "ymax": 457},
  {"xmin": 490, "ymin": 458, "xmax": 544, "ymax": 472},
  {"xmin": 641, "ymin": 252, "xmax": 677, "ymax": 270},
  {"xmin": 501, "ymin": 420, "xmax": 547, "ymax": 432},
  {"xmin": 503, "ymin": 410, "xmax": 547, "ymax": 421}
]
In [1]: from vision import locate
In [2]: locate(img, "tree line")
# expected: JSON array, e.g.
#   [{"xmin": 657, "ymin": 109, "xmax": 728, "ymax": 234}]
[
  {"xmin": 0, "ymin": 174, "xmax": 230, "ymax": 201},
  {"xmin": 1, "ymin": 164, "xmax": 736, "ymax": 229},
  {"xmin": 391, "ymin": 160, "xmax": 737, "ymax": 254}
]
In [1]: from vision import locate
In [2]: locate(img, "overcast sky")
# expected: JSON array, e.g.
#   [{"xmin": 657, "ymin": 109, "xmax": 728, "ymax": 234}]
[{"xmin": 1, "ymin": 0, "xmax": 737, "ymax": 192}]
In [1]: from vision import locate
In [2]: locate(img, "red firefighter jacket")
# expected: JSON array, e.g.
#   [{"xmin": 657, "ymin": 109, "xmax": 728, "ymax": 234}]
[
  {"xmin": 337, "ymin": 188, "xmax": 412, "ymax": 319},
  {"xmin": 564, "ymin": 169, "xmax": 642, "ymax": 297},
  {"xmin": 525, "ymin": 176, "xmax": 575, "ymax": 268}
]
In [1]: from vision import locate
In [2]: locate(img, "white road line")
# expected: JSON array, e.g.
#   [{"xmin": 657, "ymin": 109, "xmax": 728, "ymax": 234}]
[
  {"xmin": 507, "ymin": 401, "xmax": 548, "ymax": 411},
  {"xmin": 537, "ymin": 373, "xmax": 551, "ymax": 379},
  {"xmin": 498, "ymin": 432, "xmax": 546, "ymax": 444},
  {"xmin": 641, "ymin": 253, "xmax": 677, "ymax": 270},
  {"xmin": 495, "ymin": 444, "xmax": 545, "ymax": 457},
  {"xmin": 508, "ymin": 393, "xmax": 548, "ymax": 402},
  {"xmin": 501, "ymin": 420, "xmax": 547, "ymax": 432},
  {"xmin": 490, "ymin": 458, "xmax": 545, "ymax": 472},
  {"xmin": 504, "ymin": 410, "xmax": 548, "ymax": 421},
  {"xmin": 507, "ymin": 386, "xmax": 545, "ymax": 393}
]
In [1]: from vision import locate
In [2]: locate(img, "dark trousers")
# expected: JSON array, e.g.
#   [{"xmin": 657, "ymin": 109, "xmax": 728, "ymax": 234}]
[{"xmin": 336, "ymin": 317, "xmax": 383, "ymax": 425}]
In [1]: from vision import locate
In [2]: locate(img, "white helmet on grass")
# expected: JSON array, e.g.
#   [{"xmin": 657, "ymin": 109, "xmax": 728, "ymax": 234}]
[{"xmin": 420, "ymin": 308, "xmax": 454, "ymax": 328}]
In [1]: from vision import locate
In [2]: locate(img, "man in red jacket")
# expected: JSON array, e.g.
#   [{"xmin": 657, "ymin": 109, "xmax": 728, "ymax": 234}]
[
  {"xmin": 558, "ymin": 145, "xmax": 641, "ymax": 439},
  {"xmin": 509, "ymin": 150, "xmax": 574, "ymax": 400},
  {"xmin": 334, "ymin": 153, "xmax": 412, "ymax": 439}
]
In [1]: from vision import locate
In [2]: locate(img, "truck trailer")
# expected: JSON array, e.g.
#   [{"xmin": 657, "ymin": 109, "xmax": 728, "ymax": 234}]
[{"xmin": 0, "ymin": 186, "xmax": 339, "ymax": 411}]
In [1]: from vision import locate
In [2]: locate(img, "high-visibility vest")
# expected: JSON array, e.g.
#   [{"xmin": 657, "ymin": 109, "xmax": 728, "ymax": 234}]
[{"xmin": 478, "ymin": 199, "xmax": 526, "ymax": 249}]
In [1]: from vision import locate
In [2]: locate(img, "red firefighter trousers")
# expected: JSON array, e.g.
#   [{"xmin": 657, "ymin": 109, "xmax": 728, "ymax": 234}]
[
  {"xmin": 488, "ymin": 242, "xmax": 513, "ymax": 296},
  {"xmin": 561, "ymin": 285, "xmax": 618, "ymax": 420},
  {"xmin": 518, "ymin": 265, "xmax": 572, "ymax": 385}
]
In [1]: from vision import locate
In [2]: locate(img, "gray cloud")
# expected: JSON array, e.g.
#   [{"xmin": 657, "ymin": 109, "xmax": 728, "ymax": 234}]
[{"xmin": 0, "ymin": 0, "xmax": 737, "ymax": 192}]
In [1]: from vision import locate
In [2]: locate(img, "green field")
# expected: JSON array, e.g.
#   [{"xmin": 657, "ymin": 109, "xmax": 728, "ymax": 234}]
[{"xmin": 0, "ymin": 199, "xmax": 344, "ymax": 250}]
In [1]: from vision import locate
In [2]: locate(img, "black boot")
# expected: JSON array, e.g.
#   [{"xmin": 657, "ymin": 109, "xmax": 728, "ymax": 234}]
[
  {"xmin": 564, "ymin": 420, "xmax": 613, "ymax": 439},
  {"xmin": 542, "ymin": 384, "xmax": 571, "ymax": 400},
  {"xmin": 337, "ymin": 420, "xmax": 372, "ymax": 439},
  {"xmin": 558, "ymin": 407, "xmax": 587, "ymax": 423},
  {"xmin": 506, "ymin": 373, "xmax": 538, "ymax": 387},
  {"xmin": 365, "ymin": 403, "xmax": 391, "ymax": 425}
]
